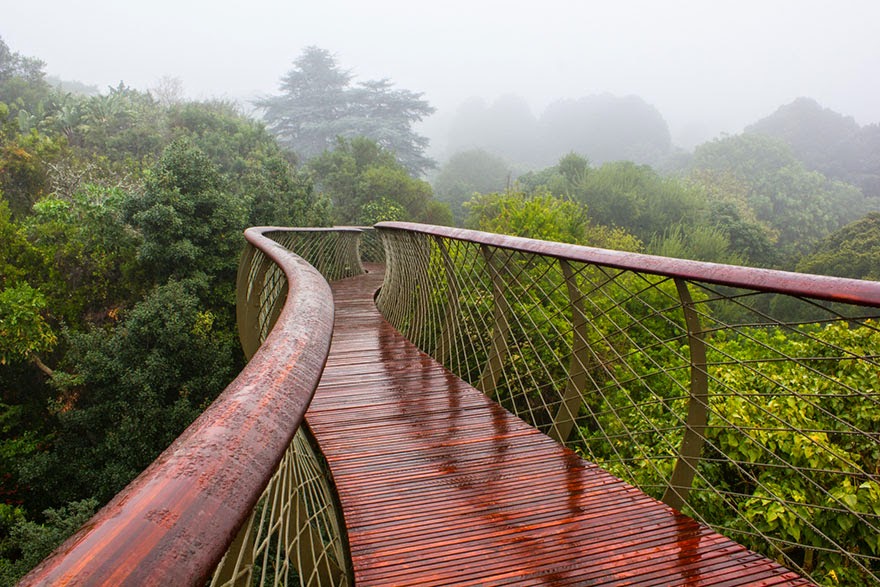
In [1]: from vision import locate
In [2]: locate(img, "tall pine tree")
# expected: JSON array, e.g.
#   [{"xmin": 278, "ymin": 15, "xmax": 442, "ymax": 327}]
[{"xmin": 257, "ymin": 47, "xmax": 435, "ymax": 175}]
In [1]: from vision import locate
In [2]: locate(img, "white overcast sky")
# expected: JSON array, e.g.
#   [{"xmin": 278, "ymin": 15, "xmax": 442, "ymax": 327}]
[{"xmin": 2, "ymin": 0, "xmax": 879, "ymax": 148}]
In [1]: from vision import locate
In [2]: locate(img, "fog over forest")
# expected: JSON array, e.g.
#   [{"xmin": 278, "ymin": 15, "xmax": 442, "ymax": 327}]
[
  {"xmin": 3, "ymin": 0, "xmax": 879, "ymax": 153},
  {"xmin": 4, "ymin": 3, "xmax": 880, "ymax": 583}
]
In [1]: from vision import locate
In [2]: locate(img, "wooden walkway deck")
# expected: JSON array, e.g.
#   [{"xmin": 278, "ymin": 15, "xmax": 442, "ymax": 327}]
[{"xmin": 303, "ymin": 268, "xmax": 813, "ymax": 586}]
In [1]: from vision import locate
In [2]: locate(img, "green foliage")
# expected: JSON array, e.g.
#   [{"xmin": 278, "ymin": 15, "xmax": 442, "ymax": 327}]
[
  {"xmin": 0, "ymin": 36, "xmax": 343, "ymax": 578},
  {"xmin": 0, "ymin": 131, "xmax": 63, "ymax": 218},
  {"xmin": 557, "ymin": 152, "xmax": 590, "ymax": 186},
  {"xmin": 747, "ymin": 97, "xmax": 880, "ymax": 199},
  {"xmin": 574, "ymin": 161, "xmax": 704, "ymax": 242},
  {"xmin": 702, "ymin": 323, "xmax": 880, "ymax": 583},
  {"xmin": 308, "ymin": 136, "xmax": 435, "ymax": 224},
  {"xmin": 358, "ymin": 197, "xmax": 405, "ymax": 224},
  {"xmin": 421, "ymin": 199, "xmax": 454, "ymax": 226},
  {"xmin": 25, "ymin": 186, "xmax": 141, "ymax": 325},
  {"xmin": 258, "ymin": 46, "xmax": 435, "ymax": 174},
  {"xmin": 65, "ymin": 84, "xmax": 165, "ymax": 162},
  {"xmin": 432, "ymin": 149, "xmax": 512, "ymax": 224},
  {"xmin": 575, "ymin": 319, "xmax": 880, "ymax": 585},
  {"xmin": 648, "ymin": 224, "xmax": 743, "ymax": 265},
  {"xmin": 0, "ymin": 37, "xmax": 50, "ymax": 118},
  {"xmin": 0, "ymin": 284, "xmax": 55, "ymax": 367},
  {"xmin": 24, "ymin": 279, "xmax": 237, "ymax": 507},
  {"xmin": 0, "ymin": 498, "xmax": 97, "ymax": 586},
  {"xmin": 684, "ymin": 169, "xmax": 779, "ymax": 266},
  {"xmin": 167, "ymin": 100, "xmax": 331, "ymax": 228},
  {"xmin": 123, "ymin": 137, "xmax": 247, "ymax": 286},
  {"xmin": 747, "ymin": 98, "xmax": 859, "ymax": 171},
  {"xmin": 0, "ymin": 200, "xmax": 41, "ymax": 287},
  {"xmin": 797, "ymin": 212, "xmax": 880, "ymax": 280},
  {"xmin": 520, "ymin": 154, "xmax": 703, "ymax": 245},
  {"xmin": 465, "ymin": 188, "xmax": 642, "ymax": 251},
  {"xmin": 243, "ymin": 153, "xmax": 330, "ymax": 227},
  {"xmin": 691, "ymin": 134, "xmax": 875, "ymax": 264},
  {"xmin": 466, "ymin": 190, "xmax": 589, "ymax": 244}
]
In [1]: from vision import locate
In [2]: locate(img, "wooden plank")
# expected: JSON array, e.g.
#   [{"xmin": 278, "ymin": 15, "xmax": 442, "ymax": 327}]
[{"xmin": 306, "ymin": 269, "xmax": 814, "ymax": 586}]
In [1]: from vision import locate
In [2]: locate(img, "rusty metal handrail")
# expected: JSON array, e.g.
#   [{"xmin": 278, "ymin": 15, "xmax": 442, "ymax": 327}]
[
  {"xmin": 376, "ymin": 221, "xmax": 880, "ymax": 307},
  {"xmin": 374, "ymin": 221, "xmax": 880, "ymax": 585},
  {"xmin": 21, "ymin": 227, "xmax": 335, "ymax": 585}
]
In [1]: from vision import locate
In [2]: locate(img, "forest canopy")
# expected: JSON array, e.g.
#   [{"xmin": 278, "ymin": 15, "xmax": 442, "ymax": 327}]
[
  {"xmin": 0, "ymin": 37, "xmax": 453, "ymax": 583},
  {"xmin": 1, "ymin": 33, "xmax": 879, "ymax": 585}
]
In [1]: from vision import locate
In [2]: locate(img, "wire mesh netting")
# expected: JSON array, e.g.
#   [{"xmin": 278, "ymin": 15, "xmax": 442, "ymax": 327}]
[
  {"xmin": 266, "ymin": 229, "xmax": 364, "ymax": 282},
  {"xmin": 221, "ymin": 231, "xmax": 359, "ymax": 587},
  {"xmin": 210, "ymin": 427, "xmax": 350, "ymax": 587},
  {"xmin": 375, "ymin": 226, "xmax": 880, "ymax": 586}
]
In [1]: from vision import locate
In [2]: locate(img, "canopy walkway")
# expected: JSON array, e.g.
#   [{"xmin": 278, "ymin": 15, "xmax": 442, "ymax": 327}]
[{"xmin": 23, "ymin": 224, "xmax": 880, "ymax": 586}]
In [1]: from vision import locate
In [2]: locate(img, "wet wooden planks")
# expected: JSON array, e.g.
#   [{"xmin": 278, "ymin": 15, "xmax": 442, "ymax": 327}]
[{"xmin": 305, "ymin": 269, "xmax": 813, "ymax": 586}]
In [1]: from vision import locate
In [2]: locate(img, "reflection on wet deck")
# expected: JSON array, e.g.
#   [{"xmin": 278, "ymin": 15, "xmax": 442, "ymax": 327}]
[{"xmin": 304, "ymin": 268, "xmax": 812, "ymax": 586}]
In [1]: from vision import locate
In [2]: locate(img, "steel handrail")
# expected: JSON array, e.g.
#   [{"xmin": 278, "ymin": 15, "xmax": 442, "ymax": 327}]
[
  {"xmin": 21, "ymin": 227, "xmax": 335, "ymax": 585},
  {"xmin": 374, "ymin": 221, "xmax": 880, "ymax": 585},
  {"xmin": 376, "ymin": 221, "xmax": 880, "ymax": 306}
]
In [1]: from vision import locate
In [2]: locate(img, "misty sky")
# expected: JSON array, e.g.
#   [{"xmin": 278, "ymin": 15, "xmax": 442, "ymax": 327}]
[{"xmin": 3, "ymin": 0, "xmax": 879, "ymax": 150}]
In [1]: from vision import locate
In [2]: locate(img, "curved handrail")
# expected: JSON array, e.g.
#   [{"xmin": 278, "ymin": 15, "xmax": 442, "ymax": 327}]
[
  {"xmin": 259, "ymin": 226, "xmax": 365, "ymax": 283},
  {"xmin": 376, "ymin": 221, "xmax": 880, "ymax": 306},
  {"xmin": 20, "ymin": 228, "xmax": 335, "ymax": 585},
  {"xmin": 374, "ymin": 221, "xmax": 880, "ymax": 585}
]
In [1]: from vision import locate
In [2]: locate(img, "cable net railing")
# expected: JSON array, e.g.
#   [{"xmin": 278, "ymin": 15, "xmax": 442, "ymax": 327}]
[
  {"xmin": 21, "ymin": 227, "xmax": 357, "ymax": 587},
  {"xmin": 215, "ymin": 228, "xmax": 359, "ymax": 587},
  {"xmin": 374, "ymin": 221, "xmax": 880, "ymax": 586}
]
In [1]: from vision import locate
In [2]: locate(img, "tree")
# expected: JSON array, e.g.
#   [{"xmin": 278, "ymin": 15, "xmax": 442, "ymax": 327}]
[
  {"xmin": 308, "ymin": 137, "xmax": 436, "ymax": 224},
  {"xmin": 797, "ymin": 212, "xmax": 880, "ymax": 280},
  {"xmin": 465, "ymin": 189, "xmax": 641, "ymax": 251},
  {"xmin": 24, "ymin": 186, "xmax": 141, "ymax": 326},
  {"xmin": 257, "ymin": 47, "xmax": 435, "ymax": 174},
  {"xmin": 746, "ymin": 97, "xmax": 859, "ymax": 178},
  {"xmin": 0, "ymin": 36, "xmax": 50, "ymax": 117},
  {"xmin": 122, "ymin": 137, "xmax": 247, "ymax": 288},
  {"xmin": 687, "ymin": 169, "xmax": 779, "ymax": 267},
  {"xmin": 166, "ymin": 100, "xmax": 331, "ymax": 228},
  {"xmin": 24, "ymin": 279, "xmax": 237, "ymax": 507},
  {"xmin": 432, "ymin": 149, "xmax": 512, "ymax": 224},
  {"xmin": 648, "ymin": 223, "xmax": 743, "ymax": 265},
  {"xmin": 0, "ymin": 200, "xmax": 42, "ymax": 288},
  {"xmin": 0, "ymin": 498, "xmax": 97, "ymax": 584},
  {"xmin": 517, "ymin": 152, "xmax": 591, "ymax": 197},
  {"xmin": 691, "ymin": 134, "xmax": 876, "ymax": 263},
  {"xmin": 0, "ymin": 132, "xmax": 63, "ymax": 218},
  {"xmin": 836, "ymin": 123, "xmax": 880, "ymax": 199},
  {"xmin": 572, "ymin": 160, "xmax": 703, "ymax": 243},
  {"xmin": 0, "ymin": 283, "xmax": 56, "ymax": 376}
]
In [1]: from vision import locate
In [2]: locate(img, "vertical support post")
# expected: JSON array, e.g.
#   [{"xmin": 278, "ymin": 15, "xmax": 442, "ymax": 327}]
[
  {"xmin": 476, "ymin": 245, "xmax": 511, "ymax": 399},
  {"xmin": 408, "ymin": 233, "xmax": 434, "ymax": 351},
  {"xmin": 549, "ymin": 259, "xmax": 591, "ymax": 444},
  {"xmin": 662, "ymin": 278, "xmax": 709, "ymax": 511},
  {"xmin": 434, "ymin": 237, "xmax": 461, "ymax": 366}
]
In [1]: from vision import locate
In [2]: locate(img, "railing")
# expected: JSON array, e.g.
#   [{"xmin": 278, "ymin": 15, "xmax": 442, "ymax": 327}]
[
  {"xmin": 21, "ymin": 227, "xmax": 356, "ymax": 586},
  {"xmin": 374, "ymin": 221, "xmax": 880, "ymax": 586},
  {"xmin": 22, "ymin": 222, "xmax": 880, "ymax": 585}
]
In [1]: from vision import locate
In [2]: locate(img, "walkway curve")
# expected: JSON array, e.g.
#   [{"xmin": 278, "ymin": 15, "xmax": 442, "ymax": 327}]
[{"xmin": 305, "ymin": 266, "xmax": 812, "ymax": 586}]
